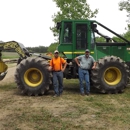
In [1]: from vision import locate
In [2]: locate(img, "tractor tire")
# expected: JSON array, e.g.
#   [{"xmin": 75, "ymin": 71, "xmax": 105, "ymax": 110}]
[
  {"xmin": 91, "ymin": 56, "xmax": 129, "ymax": 94},
  {"xmin": 15, "ymin": 57, "xmax": 50, "ymax": 96}
]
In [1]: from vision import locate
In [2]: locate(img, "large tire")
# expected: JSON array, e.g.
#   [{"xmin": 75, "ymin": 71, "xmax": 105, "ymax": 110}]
[
  {"xmin": 15, "ymin": 57, "xmax": 50, "ymax": 96},
  {"xmin": 91, "ymin": 56, "xmax": 129, "ymax": 94}
]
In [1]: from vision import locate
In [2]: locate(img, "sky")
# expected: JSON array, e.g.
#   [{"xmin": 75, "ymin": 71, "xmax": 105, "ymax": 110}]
[
  {"xmin": 87, "ymin": 0, "xmax": 128, "ymax": 37},
  {"xmin": 0, "ymin": 0, "xmax": 128, "ymax": 47}
]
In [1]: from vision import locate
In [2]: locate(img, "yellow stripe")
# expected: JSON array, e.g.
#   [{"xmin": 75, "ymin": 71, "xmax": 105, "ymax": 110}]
[{"xmin": 64, "ymin": 51, "xmax": 94, "ymax": 54}]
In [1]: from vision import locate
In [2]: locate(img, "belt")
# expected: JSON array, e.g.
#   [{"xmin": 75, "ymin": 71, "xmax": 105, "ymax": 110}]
[
  {"xmin": 82, "ymin": 69, "xmax": 90, "ymax": 70},
  {"xmin": 53, "ymin": 70, "xmax": 61, "ymax": 72}
]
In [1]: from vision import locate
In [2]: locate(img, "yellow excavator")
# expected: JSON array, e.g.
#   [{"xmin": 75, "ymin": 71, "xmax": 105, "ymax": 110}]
[
  {"xmin": 0, "ymin": 41, "xmax": 52, "ymax": 96},
  {"xmin": 0, "ymin": 41, "xmax": 27, "ymax": 80}
]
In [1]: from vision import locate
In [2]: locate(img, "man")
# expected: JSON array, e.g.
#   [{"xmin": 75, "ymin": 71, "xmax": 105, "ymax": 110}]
[
  {"xmin": 75, "ymin": 49, "xmax": 96, "ymax": 96},
  {"xmin": 49, "ymin": 50, "xmax": 67, "ymax": 97}
]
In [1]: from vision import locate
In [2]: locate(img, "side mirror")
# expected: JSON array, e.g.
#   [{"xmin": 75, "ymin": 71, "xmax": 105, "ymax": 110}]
[
  {"xmin": 56, "ymin": 22, "xmax": 61, "ymax": 30},
  {"xmin": 91, "ymin": 23, "xmax": 98, "ymax": 32}
]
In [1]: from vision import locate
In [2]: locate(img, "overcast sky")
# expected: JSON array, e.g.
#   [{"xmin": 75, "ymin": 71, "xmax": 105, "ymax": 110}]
[{"xmin": 0, "ymin": 0, "xmax": 128, "ymax": 47}]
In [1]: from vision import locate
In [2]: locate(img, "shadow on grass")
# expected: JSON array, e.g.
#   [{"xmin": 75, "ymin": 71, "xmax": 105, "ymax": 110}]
[{"xmin": 63, "ymin": 82, "xmax": 100, "ymax": 95}]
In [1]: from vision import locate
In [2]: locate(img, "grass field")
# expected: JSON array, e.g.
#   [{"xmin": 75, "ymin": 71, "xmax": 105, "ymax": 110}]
[
  {"xmin": 0, "ymin": 79, "xmax": 130, "ymax": 130},
  {"xmin": 0, "ymin": 52, "xmax": 130, "ymax": 129},
  {"xmin": 2, "ymin": 52, "xmax": 19, "ymax": 59}
]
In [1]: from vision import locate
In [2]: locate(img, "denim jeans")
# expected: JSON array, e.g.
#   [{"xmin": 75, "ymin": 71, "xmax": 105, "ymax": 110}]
[
  {"xmin": 53, "ymin": 71, "xmax": 63, "ymax": 95},
  {"xmin": 78, "ymin": 67, "xmax": 90, "ymax": 94}
]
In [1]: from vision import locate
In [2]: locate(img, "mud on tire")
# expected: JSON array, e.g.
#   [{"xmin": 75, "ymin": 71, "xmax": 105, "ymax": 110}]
[
  {"xmin": 91, "ymin": 56, "xmax": 129, "ymax": 94},
  {"xmin": 15, "ymin": 57, "xmax": 50, "ymax": 96}
]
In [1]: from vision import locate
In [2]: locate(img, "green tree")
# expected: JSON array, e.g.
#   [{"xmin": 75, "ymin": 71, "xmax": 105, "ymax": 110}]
[
  {"xmin": 123, "ymin": 30, "xmax": 130, "ymax": 41},
  {"xmin": 47, "ymin": 42, "xmax": 59, "ymax": 53},
  {"xmin": 51, "ymin": 0, "xmax": 98, "ymax": 37},
  {"xmin": 119, "ymin": 0, "xmax": 130, "ymax": 29},
  {"xmin": 26, "ymin": 46, "xmax": 48, "ymax": 53},
  {"xmin": 95, "ymin": 36, "xmax": 106, "ymax": 42}
]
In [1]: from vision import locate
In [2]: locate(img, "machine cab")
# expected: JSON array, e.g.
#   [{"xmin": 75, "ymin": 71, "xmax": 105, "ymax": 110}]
[
  {"xmin": 57, "ymin": 20, "xmax": 130, "ymax": 61},
  {"xmin": 57, "ymin": 20, "xmax": 95, "ymax": 59}
]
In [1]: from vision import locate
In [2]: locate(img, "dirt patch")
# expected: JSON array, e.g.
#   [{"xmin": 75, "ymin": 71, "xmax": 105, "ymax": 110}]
[
  {"xmin": 1, "ymin": 65, "xmax": 16, "ymax": 85},
  {"xmin": 0, "ymin": 64, "xmax": 130, "ymax": 130}
]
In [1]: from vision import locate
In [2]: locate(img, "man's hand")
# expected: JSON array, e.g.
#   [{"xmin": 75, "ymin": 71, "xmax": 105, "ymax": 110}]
[
  {"xmin": 62, "ymin": 68, "xmax": 65, "ymax": 72},
  {"xmin": 48, "ymin": 66, "xmax": 52, "ymax": 71},
  {"xmin": 92, "ymin": 62, "xmax": 97, "ymax": 69},
  {"xmin": 92, "ymin": 65, "xmax": 96, "ymax": 69}
]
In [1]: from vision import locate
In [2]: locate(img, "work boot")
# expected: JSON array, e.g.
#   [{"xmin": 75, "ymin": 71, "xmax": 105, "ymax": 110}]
[
  {"xmin": 53, "ymin": 94, "xmax": 59, "ymax": 97},
  {"xmin": 86, "ymin": 93, "xmax": 90, "ymax": 96},
  {"xmin": 81, "ymin": 93, "xmax": 85, "ymax": 96}
]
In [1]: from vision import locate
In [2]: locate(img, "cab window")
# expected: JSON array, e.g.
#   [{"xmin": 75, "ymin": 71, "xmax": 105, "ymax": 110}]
[
  {"xmin": 63, "ymin": 22, "xmax": 72, "ymax": 43},
  {"xmin": 76, "ymin": 24, "xmax": 88, "ymax": 49}
]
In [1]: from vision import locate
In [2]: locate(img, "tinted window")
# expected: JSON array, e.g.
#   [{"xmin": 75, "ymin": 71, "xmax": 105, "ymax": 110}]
[{"xmin": 76, "ymin": 24, "xmax": 88, "ymax": 49}]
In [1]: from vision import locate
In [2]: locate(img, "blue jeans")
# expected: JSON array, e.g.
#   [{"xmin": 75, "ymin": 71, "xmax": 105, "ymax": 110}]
[
  {"xmin": 53, "ymin": 71, "xmax": 63, "ymax": 95},
  {"xmin": 78, "ymin": 67, "xmax": 90, "ymax": 94}
]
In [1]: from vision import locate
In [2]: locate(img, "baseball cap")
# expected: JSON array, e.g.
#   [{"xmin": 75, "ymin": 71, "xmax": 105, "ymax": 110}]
[
  {"xmin": 54, "ymin": 50, "xmax": 59, "ymax": 53},
  {"xmin": 85, "ymin": 49, "xmax": 90, "ymax": 52}
]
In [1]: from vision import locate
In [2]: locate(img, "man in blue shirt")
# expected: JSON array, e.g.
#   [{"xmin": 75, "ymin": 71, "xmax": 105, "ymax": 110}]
[{"xmin": 75, "ymin": 49, "xmax": 96, "ymax": 96}]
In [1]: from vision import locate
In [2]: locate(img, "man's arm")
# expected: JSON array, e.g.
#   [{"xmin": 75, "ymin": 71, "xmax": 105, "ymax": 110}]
[
  {"xmin": 92, "ymin": 57, "xmax": 97, "ymax": 69},
  {"xmin": 92, "ymin": 62, "xmax": 96, "ymax": 69},
  {"xmin": 75, "ymin": 57, "xmax": 80, "ymax": 67},
  {"xmin": 62, "ymin": 62, "xmax": 67, "ymax": 72},
  {"xmin": 48, "ymin": 59, "xmax": 53, "ymax": 71}
]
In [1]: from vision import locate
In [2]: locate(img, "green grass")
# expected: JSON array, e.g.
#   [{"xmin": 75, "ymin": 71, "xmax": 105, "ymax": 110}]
[
  {"xmin": 0, "ymin": 80, "xmax": 130, "ymax": 130},
  {"xmin": 2, "ymin": 52, "xmax": 19, "ymax": 59},
  {"xmin": 0, "ymin": 83, "xmax": 16, "ymax": 91}
]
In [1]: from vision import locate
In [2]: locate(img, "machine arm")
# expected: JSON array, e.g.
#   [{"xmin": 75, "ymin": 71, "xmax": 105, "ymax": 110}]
[{"xmin": 0, "ymin": 41, "xmax": 30, "ymax": 58}]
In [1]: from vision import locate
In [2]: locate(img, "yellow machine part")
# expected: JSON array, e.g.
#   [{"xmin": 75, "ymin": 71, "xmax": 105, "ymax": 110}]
[{"xmin": 0, "ymin": 60, "xmax": 8, "ymax": 73}]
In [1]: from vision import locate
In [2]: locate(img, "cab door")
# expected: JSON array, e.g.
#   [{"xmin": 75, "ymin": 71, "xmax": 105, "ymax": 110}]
[{"xmin": 75, "ymin": 23, "xmax": 88, "ymax": 50}]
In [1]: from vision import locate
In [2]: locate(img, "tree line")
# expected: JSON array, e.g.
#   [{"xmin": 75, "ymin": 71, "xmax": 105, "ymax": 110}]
[{"xmin": 26, "ymin": 43, "xmax": 59, "ymax": 53}]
